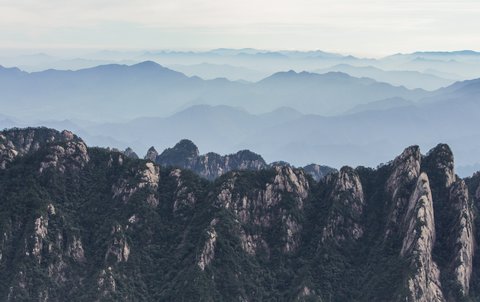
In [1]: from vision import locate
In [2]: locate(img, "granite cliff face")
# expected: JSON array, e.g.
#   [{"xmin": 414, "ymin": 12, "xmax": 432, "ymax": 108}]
[
  {"xmin": 399, "ymin": 173, "xmax": 444, "ymax": 302},
  {"xmin": 321, "ymin": 166, "xmax": 366, "ymax": 244},
  {"xmin": 0, "ymin": 128, "xmax": 88, "ymax": 171},
  {"xmin": 0, "ymin": 128, "xmax": 479, "ymax": 301}
]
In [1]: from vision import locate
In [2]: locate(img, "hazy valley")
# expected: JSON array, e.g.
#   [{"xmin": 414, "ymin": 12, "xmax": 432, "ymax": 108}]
[{"xmin": 1, "ymin": 49, "xmax": 480, "ymax": 176}]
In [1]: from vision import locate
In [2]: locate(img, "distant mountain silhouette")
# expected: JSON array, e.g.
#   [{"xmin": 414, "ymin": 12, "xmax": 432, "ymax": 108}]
[
  {"xmin": 0, "ymin": 62, "xmax": 429, "ymax": 120},
  {"xmin": 315, "ymin": 64, "xmax": 453, "ymax": 90},
  {"xmin": 1, "ymin": 60, "xmax": 480, "ymax": 175},
  {"xmin": 76, "ymin": 76, "xmax": 480, "ymax": 173}
]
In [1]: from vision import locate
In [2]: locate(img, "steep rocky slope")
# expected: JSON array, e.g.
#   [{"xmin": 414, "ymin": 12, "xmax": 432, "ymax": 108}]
[{"xmin": 0, "ymin": 127, "xmax": 479, "ymax": 301}]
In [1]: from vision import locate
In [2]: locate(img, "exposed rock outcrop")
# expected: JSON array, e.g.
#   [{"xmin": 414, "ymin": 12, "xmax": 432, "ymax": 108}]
[
  {"xmin": 144, "ymin": 146, "xmax": 158, "ymax": 161},
  {"xmin": 0, "ymin": 128, "xmax": 87, "ymax": 170},
  {"xmin": 39, "ymin": 139, "xmax": 89, "ymax": 173},
  {"xmin": 421, "ymin": 143, "xmax": 474, "ymax": 300},
  {"xmin": 32, "ymin": 215, "xmax": 49, "ymax": 263},
  {"xmin": 106, "ymin": 225, "xmax": 130, "ymax": 263},
  {"xmin": 123, "ymin": 147, "xmax": 139, "ymax": 159},
  {"xmin": 445, "ymin": 179, "xmax": 474, "ymax": 298},
  {"xmin": 385, "ymin": 145, "xmax": 422, "ymax": 238},
  {"xmin": 321, "ymin": 166, "xmax": 366, "ymax": 244},
  {"xmin": 198, "ymin": 219, "xmax": 218, "ymax": 271},
  {"xmin": 216, "ymin": 166, "xmax": 309, "ymax": 255},
  {"xmin": 68, "ymin": 236, "xmax": 86, "ymax": 263},
  {"xmin": 112, "ymin": 161, "xmax": 160, "ymax": 206},
  {"xmin": 400, "ymin": 173, "xmax": 445, "ymax": 302},
  {"xmin": 423, "ymin": 144, "xmax": 456, "ymax": 187},
  {"xmin": 97, "ymin": 268, "xmax": 117, "ymax": 298},
  {"xmin": 169, "ymin": 169, "xmax": 197, "ymax": 213}
]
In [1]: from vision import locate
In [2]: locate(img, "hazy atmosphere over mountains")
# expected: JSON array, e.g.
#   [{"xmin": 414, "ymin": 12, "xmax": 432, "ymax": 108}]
[
  {"xmin": 1, "ymin": 49, "xmax": 480, "ymax": 176},
  {"xmin": 2, "ymin": 0, "xmax": 480, "ymax": 301}
]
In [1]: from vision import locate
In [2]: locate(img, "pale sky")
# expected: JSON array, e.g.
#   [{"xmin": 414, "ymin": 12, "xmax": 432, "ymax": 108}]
[{"xmin": 1, "ymin": 0, "xmax": 479, "ymax": 56}]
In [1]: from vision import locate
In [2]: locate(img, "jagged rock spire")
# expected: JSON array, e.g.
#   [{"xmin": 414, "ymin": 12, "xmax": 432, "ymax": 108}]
[
  {"xmin": 123, "ymin": 147, "xmax": 139, "ymax": 159},
  {"xmin": 144, "ymin": 146, "xmax": 158, "ymax": 161}
]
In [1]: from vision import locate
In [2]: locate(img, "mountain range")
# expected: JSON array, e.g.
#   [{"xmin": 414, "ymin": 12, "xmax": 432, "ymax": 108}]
[
  {"xmin": 150, "ymin": 139, "xmax": 335, "ymax": 181},
  {"xmin": 1, "ymin": 127, "xmax": 480, "ymax": 301},
  {"xmin": 2, "ymin": 47, "xmax": 480, "ymax": 301},
  {"xmin": 0, "ymin": 56, "xmax": 479, "ymax": 176},
  {"xmin": 10, "ymin": 71, "xmax": 475, "ymax": 177},
  {"xmin": 2, "ymin": 48, "xmax": 479, "ymax": 85},
  {"xmin": 0, "ymin": 61, "xmax": 429, "ymax": 120},
  {"xmin": 315, "ymin": 64, "xmax": 454, "ymax": 90}
]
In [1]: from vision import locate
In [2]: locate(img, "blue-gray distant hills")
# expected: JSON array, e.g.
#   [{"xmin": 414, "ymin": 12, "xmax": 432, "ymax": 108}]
[
  {"xmin": 83, "ymin": 76, "xmax": 480, "ymax": 175},
  {"xmin": 13, "ymin": 76, "xmax": 480, "ymax": 176},
  {"xmin": 3, "ymin": 48, "xmax": 479, "ymax": 84},
  {"xmin": 315, "ymin": 64, "xmax": 453, "ymax": 90},
  {"xmin": 0, "ymin": 61, "xmax": 429, "ymax": 120},
  {"xmin": 1, "ymin": 60, "xmax": 480, "ymax": 175}
]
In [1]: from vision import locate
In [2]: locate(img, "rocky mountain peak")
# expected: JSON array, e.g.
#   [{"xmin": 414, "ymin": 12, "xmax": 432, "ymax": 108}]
[
  {"xmin": 0, "ymin": 127, "xmax": 87, "ymax": 170},
  {"xmin": 336, "ymin": 166, "xmax": 364, "ymax": 197},
  {"xmin": 154, "ymin": 139, "xmax": 336, "ymax": 181},
  {"xmin": 385, "ymin": 145, "xmax": 422, "ymax": 237},
  {"xmin": 156, "ymin": 139, "xmax": 199, "ymax": 168},
  {"xmin": 173, "ymin": 139, "xmax": 199, "ymax": 156},
  {"xmin": 156, "ymin": 139, "xmax": 267, "ymax": 180},
  {"xmin": 423, "ymin": 143, "xmax": 456, "ymax": 187},
  {"xmin": 387, "ymin": 145, "xmax": 421, "ymax": 194},
  {"xmin": 144, "ymin": 146, "xmax": 158, "ymax": 161},
  {"xmin": 232, "ymin": 149, "xmax": 264, "ymax": 162},
  {"xmin": 122, "ymin": 147, "xmax": 139, "ymax": 159},
  {"xmin": 322, "ymin": 166, "xmax": 366, "ymax": 244}
]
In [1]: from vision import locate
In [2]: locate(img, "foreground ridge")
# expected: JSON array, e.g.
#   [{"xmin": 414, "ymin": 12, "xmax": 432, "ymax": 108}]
[{"xmin": 0, "ymin": 127, "xmax": 479, "ymax": 301}]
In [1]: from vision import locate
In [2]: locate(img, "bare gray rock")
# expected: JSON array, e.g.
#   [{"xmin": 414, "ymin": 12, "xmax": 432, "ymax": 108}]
[
  {"xmin": 400, "ymin": 173, "xmax": 445, "ymax": 302},
  {"xmin": 321, "ymin": 166, "xmax": 366, "ymax": 244}
]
